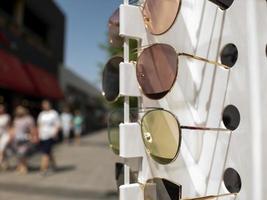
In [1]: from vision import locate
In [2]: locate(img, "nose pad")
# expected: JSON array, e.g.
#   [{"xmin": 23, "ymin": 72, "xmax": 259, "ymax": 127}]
[
  {"xmin": 144, "ymin": 132, "xmax": 152, "ymax": 143},
  {"xmin": 143, "ymin": 16, "xmax": 151, "ymax": 29},
  {"xmin": 143, "ymin": 14, "xmax": 150, "ymax": 23}
]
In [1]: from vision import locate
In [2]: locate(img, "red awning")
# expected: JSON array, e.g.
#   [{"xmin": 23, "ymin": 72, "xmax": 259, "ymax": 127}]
[
  {"xmin": 0, "ymin": 49, "xmax": 35, "ymax": 94},
  {"xmin": 24, "ymin": 63, "xmax": 64, "ymax": 99}
]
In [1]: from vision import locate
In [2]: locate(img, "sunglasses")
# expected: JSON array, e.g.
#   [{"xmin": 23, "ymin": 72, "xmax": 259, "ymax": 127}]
[
  {"xmin": 107, "ymin": 106, "xmax": 240, "ymax": 164},
  {"xmin": 136, "ymin": 43, "xmax": 229, "ymax": 100},
  {"xmin": 102, "ymin": 56, "xmax": 123, "ymax": 103},
  {"xmin": 140, "ymin": 109, "xmax": 234, "ymax": 164},
  {"xmin": 141, "ymin": 172, "xmax": 241, "ymax": 200},
  {"xmin": 138, "ymin": 0, "xmax": 235, "ymax": 35},
  {"xmin": 108, "ymin": 8, "xmax": 123, "ymax": 48},
  {"xmin": 108, "ymin": 0, "xmax": 235, "ymax": 46}
]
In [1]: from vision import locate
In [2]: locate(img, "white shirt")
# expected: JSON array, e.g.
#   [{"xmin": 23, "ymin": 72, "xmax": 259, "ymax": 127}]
[
  {"xmin": 60, "ymin": 113, "xmax": 73, "ymax": 129},
  {"xmin": 0, "ymin": 114, "xmax": 10, "ymax": 136},
  {"xmin": 38, "ymin": 110, "xmax": 60, "ymax": 140}
]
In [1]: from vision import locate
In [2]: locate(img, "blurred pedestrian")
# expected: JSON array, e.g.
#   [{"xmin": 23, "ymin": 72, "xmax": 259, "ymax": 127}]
[
  {"xmin": 73, "ymin": 110, "xmax": 83, "ymax": 145},
  {"xmin": 0, "ymin": 104, "xmax": 11, "ymax": 170},
  {"xmin": 12, "ymin": 106, "xmax": 36, "ymax": 174},
  {"xmin": 60, "ymin": 106, "xmax": 73, "ymax": 143},
  {"xmin": 37, "ymin": 100, "xmax": 60, "ymax": 175}
]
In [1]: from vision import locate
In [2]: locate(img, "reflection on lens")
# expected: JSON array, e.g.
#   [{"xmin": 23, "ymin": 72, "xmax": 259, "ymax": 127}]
[
  {"xmin": 141, "ymin": 110, "xmax": 181, "ymax": 164},
  {"xmin": 108, "ymin": 108, "xmax": 139, "ymax": 155},
  {"xmin": 222, "ymin": 105, "xmax": 240, "ymax": 131},
  {"xmin": 108, "ymin": 8, "xmax": 123, "ymax": 48},
  {"xmin": 208, "ymin": 0, "xmax": 235, "ymax": 10},
  {"xmin": 136, "ymin": 44, "xmax": 178, "ymax": 100},
  {"xmin": 142, "ymin": 0, "xmax": 181, "ymax": 35},
  {"xmin": 102, "ymin": 56, "xmax": 123, "ymax": 102},
  {"xmin": 223, "ymin": 168, "xmax": 242, "ymax": 193},
  {"xmin": 220, "ymin": 43, "xmax": 238, "ymax": 68},
  {"xmin": 144, "ymin": 178, "xmax": 182, "ymax": 200}
]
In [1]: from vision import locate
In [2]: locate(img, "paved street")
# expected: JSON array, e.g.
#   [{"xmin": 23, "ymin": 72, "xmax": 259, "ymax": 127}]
[{"xmin": 0, "ymin": 130, "xmax": 119, "ymax": 200}]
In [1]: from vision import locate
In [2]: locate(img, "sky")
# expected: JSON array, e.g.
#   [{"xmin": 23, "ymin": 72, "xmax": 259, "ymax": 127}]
[{"xmin": 54, "ymin": 0, "xmax": 121, "ymax": 89}]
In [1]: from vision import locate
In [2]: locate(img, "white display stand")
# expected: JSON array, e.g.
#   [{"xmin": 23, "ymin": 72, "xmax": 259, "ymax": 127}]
[
  {"xmin": 119, "ymin": 62, "xmax": 141, "ymax": 97},
  {"xmin": 117, "ymin": 0, "xmax": 267, "ymax": 200},
  {"xmin": 119, "ymin": 4, "xmax": 146, "ymax": 40},
  {"xmin": 119, "ymin": 123, "xmax": 143, "ymax": 158},
  {"xmin": 120, "ymin": 184, "xmax": 143, "ymax": 200}
]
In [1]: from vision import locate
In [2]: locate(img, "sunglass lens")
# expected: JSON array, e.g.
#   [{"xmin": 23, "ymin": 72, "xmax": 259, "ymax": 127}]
[
  {"xmin": 108, "ymin": 8, "xmax": 123, "ymax": 47},
  {"xmin": 141, "ymin": 110, "xmax": 181, "ymax": 164},
  {"xmin": 144, "ymin": 178, "xmax": 182, "ymax": 200},
  {"xmin": 115, "ymin": 163, "xmax": 124, "ymax": 189},
  {"xmin": 137, "ymin": 44, "xmax": 178, "ymax": 100},
  {"xmin": 143, "ymin": 0, "xmax": 181, "ymax": 35},
  {"xmin": 102, "ymin": 56, "xmax": 123, "ymax": 102}
]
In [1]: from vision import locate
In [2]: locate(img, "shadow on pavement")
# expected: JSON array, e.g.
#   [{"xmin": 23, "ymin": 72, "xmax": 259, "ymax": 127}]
[
  {"xmin": 79, "ymin": 141, "xmax": 108, "ymax": 148},
  {"xmin": 55, "ymin": 165, "xmax": 76, "ymax": 174},
  {"xmin": 4, "ymin": 165, "xmax": 76, "ymax": 174}
]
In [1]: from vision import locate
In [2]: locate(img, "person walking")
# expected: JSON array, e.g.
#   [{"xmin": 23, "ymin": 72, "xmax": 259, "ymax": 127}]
[
  {"xmin": 73, "ymin": 110, "xmax": 83, "ymax": 145},
  {"xmin": 12, "ymin": 106, "xmax": 36, "ymax": 174},
  {"xmin": 60, "ymin": 106, "xmax": 73, "ymax": 143},
  {"xmin": 37, "ymin": 100, "xmax": 60, "ymax": 175},
  {"xmin": 0, "ymin": 104, "xmax": 11, "ymax": 170}
]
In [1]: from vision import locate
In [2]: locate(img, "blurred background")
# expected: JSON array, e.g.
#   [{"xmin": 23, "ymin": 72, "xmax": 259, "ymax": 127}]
[{"xmin": 0, "ymin": 0, "xmax": 126, "ymax": 200}]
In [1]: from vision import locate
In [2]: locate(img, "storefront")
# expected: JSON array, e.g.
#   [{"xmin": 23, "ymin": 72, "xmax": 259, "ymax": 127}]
[{"xmin": 0, "ymin": 48, "xmax": 63, "ymax": 117}]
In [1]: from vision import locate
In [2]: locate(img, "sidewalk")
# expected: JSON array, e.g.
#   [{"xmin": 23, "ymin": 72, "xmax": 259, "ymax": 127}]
[{"xmin": 0, "ymin": 130, "xmax": 119, "ymax": 200}]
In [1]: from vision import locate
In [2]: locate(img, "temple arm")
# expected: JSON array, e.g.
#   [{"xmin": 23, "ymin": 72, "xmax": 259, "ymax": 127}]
[
  {"xmin": 181, "ymin": 125, "xmax": 229, "ymax": 132},
  {"xmin": 178, "ymin": 52, "xmax": 230, "ymax": 70},
  {"xmin": 182, "ymin": 192, "xmax": 237, "ymax": 200}
]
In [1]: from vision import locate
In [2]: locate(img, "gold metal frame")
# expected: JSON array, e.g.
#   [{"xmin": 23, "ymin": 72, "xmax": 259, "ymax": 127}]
[{"xmin": 182, "ymin": 192, "xmax": 237, "ymax": 200}]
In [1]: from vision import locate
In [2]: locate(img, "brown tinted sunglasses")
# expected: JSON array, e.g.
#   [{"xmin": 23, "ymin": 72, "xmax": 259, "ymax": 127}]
[
  {"xmin": 135, "ymin": 43, "xmax": 229, "ymax": 100},
  {"xmin": 139, "ymin": 0, "xmax": 235, "ymax": 35}
]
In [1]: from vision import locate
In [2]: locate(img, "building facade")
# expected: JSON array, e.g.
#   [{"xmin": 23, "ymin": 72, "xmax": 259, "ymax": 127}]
[
  {"xmin": 60, "ymin": 66, "xmax": 105, "ymax": 132},
  {"xmin": 0, "ymin": 0, "xmax": 65, "ymax": 116}
]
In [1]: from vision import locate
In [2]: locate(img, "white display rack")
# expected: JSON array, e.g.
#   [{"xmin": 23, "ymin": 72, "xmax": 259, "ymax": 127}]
[
  {"xmin": 119, "ymin": 4, "xmax": 146, "ymax": 40},
  {"xmin": 116, "ymin": 0, "xmax": 267, "ymax": 200},
  {"xmin": 120, "ymin": 184, "xmax": 144, "ymax": 200},
  {"xmin": 119, "ymin": 62, "xmax": 141, "ymax": 97},
  {"xmin": 119, "ymin": 123, "xmax": 143, "ymax": 158}
]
